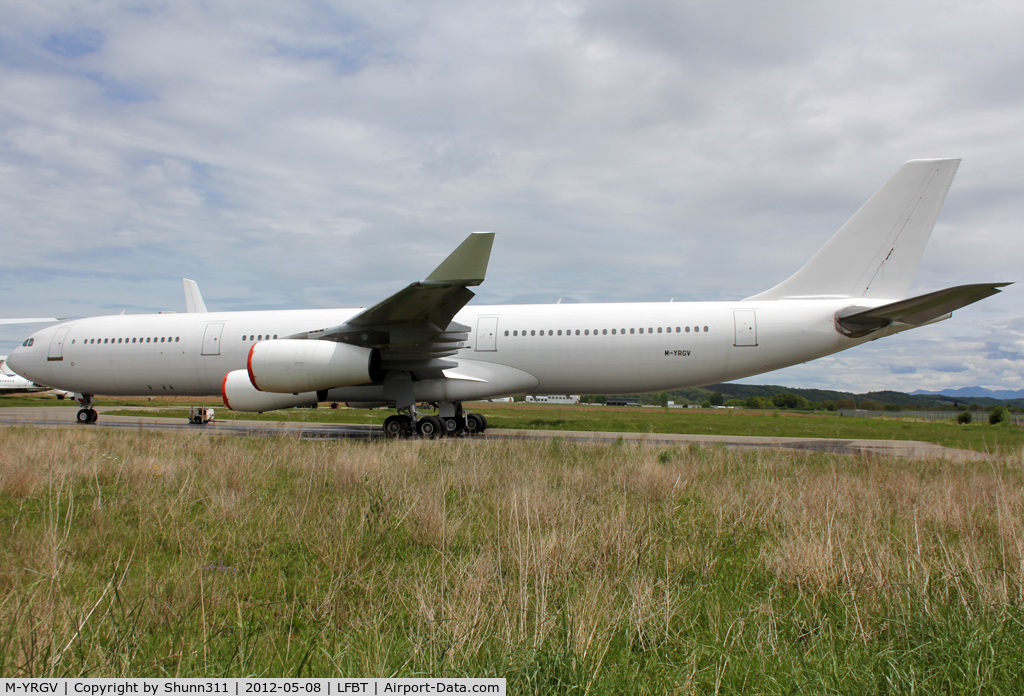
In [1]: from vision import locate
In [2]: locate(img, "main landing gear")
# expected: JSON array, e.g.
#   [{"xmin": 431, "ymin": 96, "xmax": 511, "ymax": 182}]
[
  {"xmin": 75, "ymin": 393, "xmax": 98, "ymax": 424},
  {"xmin": 382, "ymin": 402, "xmax": 488, "ymax": 439}
]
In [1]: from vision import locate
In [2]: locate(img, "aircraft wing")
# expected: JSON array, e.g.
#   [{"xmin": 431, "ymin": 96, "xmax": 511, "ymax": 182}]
[
  {"xmin": 291, "ymin": 233, "xmax": 495, "ymax": 372},
  {"xmin": 0, "ymin": 317, "xmax": 65, "ymax": 325},
  {"xmin": 836, "ymin": 282, "xmax": 1010, "ymax": 336}
]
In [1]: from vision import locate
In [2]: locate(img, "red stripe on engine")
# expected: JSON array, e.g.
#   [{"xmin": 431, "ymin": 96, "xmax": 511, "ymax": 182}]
[
  {"xmin": 247, "ymin": 343, "xmax": 261, "ymax": 391},
  {"xmin": 221, "ymin": 372, "xmax": 233, "ymax": 410}
]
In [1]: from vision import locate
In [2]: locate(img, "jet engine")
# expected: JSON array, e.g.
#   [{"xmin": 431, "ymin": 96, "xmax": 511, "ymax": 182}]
[
  {"xmin": 221, "ymin": 370, "xmax": 320, "ymax": 412},
  {"xmin": 247, "ymin": 339, "xmax": 381, "ymax": 394}
]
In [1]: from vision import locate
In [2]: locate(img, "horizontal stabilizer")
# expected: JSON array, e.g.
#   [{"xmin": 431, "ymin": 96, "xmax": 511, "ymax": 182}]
[{"xmin": 836, "ymin": 283, "xmax": 1010, "ymax": 336}]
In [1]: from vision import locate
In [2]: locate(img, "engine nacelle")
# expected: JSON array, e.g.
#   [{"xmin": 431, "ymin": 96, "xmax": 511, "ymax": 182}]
[
  {"xmin": 247, "ymin": 339, "xmax": 381, "ymax": 394},
  {"xmin": 221, "ymin": 370, "xmax": 320, "ymax": 412}
]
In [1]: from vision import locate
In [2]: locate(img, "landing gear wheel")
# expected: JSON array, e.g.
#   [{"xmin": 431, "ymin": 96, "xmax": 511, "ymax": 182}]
[
  {"xmin": 417, "ymin": 415, "xmax": 442, "ymax": 439},
  {"xmin": 465, "ymin": 413, "xmax": 485, "ymax": 434},
  {"xmin": 383, "ymin": 415, "xmax": 407, "ymax": 438},
  {"xmin": 77, "ymin": 409, "xmax": 98, "ymax": 424},
  {"xmin": 442, "ymin": 417, "xmax": 459, "ymax": 435}
]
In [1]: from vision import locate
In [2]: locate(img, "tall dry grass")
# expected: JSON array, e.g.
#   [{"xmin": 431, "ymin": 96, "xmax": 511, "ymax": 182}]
[{"xmin": 1, "ymin": 426, "xmax": 1023, "ymax": 691}]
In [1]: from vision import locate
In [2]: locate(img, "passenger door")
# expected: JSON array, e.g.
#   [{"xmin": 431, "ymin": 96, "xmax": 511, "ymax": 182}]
[
  {"xmin": 475, "ymin": 316, "xmax": 498, "ymax": 352},
  {"xmin": 201, "ymin": 323, "xmax": 225, "ymax": 356},
  {"xmin": 48, "ymin": 326, "xmax": 72, "ymax": 361},
  {"xmin": 733, "ymin": 310, "xmax": 757, "ymax": 347}
]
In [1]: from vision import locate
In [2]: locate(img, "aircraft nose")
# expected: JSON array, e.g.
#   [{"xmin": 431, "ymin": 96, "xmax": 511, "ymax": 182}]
[
  {"xmin": 6, "ymin": 334, "xmax": 41, "ymax": 375},
  {"xmin": 6, "ymin": 347, "xmax": 27, "ymax": 374}
]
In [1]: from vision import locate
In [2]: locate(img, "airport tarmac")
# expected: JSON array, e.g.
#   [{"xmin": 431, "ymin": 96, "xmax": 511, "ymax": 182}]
[{"xmin": 0, "ymin": 407, "xmax": 990, "ymax": 461}]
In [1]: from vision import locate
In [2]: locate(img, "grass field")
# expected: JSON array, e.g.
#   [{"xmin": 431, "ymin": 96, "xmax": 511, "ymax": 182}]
[
  {"xmin": 95, "ymin": 401, "xmax": 1024, "ymax": 453},
  {"xmin": 2, "ymin": 426, "xmax": 1023, "ymax": 690},
  {"xmin": 5, "ymin": 393, "xmax": 1022, "ymax": 452}
]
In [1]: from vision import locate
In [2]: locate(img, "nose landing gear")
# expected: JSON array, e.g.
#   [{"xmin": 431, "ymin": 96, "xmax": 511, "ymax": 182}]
[
  {"xmin": 74, "ymin": 393, "xmax": 98, "ymax": 424},
  {"xmin": 76, "ymin": 408, "xmax": 98, "ymax": 424}
]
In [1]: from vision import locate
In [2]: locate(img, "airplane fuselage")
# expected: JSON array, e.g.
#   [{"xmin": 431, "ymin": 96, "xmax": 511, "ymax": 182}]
[
  {"xmin": 4, "ymin": 159, "xmax": 1003, "ymax": 426},
  {"xmin": 8, "ymin": 298, "xmax": 896, "ymax": 403}
]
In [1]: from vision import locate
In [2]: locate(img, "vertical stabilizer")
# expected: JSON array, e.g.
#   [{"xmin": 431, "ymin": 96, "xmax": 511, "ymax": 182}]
[
  {"xmin": 183, "ymin": 279, "xmax": 208, "ymax": 313},
  {"xmin": 747, "ymin": 159, "xmax": 960, "ymax": 301}
]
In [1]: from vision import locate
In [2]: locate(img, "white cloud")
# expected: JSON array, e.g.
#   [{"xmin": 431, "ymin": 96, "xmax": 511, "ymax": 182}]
[{"xmin": 1, "ymin": 0, "xmax": 1021, "ymax": 391}]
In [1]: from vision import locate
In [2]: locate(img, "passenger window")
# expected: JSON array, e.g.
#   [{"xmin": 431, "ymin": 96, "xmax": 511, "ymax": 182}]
[
  {"xmin": 258, "ymin": 335, "xmax": 262, "ymax": 341},
  {"xmin": 104, "ymin": 338, "xmax": 108, "ymax": 344},
  {"xmin": 621, "ymin": 328, "xmax": 626, "ymax": 334},
  {"xmin": 630, "ymin": 328, "xmax": 635, "ymax": 334},
  {"xmin": 161, "ymin": 337, "xmax": 165, "ymax": 343},
  {"xmin": 685, "ymin": 327, "xmax": 690, "ymax": 333},
  {"xmin": 694, "ymin": 326, "xmax": 699, "ymax": 332},
  {"xmin": 548, "ymin": 330, "xmax": 553, "ymax": 336},
  {"xmin": 531, "ymin": 330, "xmax": 535, "ymax": 336},
  {"xmin": 146, "ymin": 337, "xmax": 151, "ymax": 343},
  {"xmin": 584, "ymin": 330, "xmax": 589, "ymax": 335},
  {"xmin": 575, "ymin": 330, "xmax": 580, "ymax": 335},
  {"xmin": 132, "ymin": 338, "xmax": 136, "ymax": 343},
  {"xmin": 649, "ymin": 327, "xmax": 653, "ymax": 333},
  {"xmin": 557, "ymin": 330, "xmax": 562, "ymax": 336},
  {"xmin": 676, "ymin": 327, "xmax": 681, "ymax": 333},
  {"xmin": 273, "ymin": 335, "xmax": 278, "ymax": 339},
  {"xmin": 704, "ymin": 326, "xmax": 709, "ymax": 332},
  {"xmin": 658, "ymin": 327, "xmax": 663, "ymax": 333},
  {"xmin": 639, "ymin": 328, "xmax": 644, "ymax": 334},
  {"xmin": 176, "ymin": 337, "xmax": 179, "ymax": 342},
  {"xmin": 612, "ymin": 329, "xmax": 616, "ymax": 335},
  {"xmin": 117, "ymin": 338, "xmax": 122, "ymax": 343}
]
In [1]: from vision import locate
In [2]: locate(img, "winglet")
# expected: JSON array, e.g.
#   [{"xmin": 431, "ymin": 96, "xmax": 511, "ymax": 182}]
[
  {"xmin": 183, "ymin": 279, "xmax": 208, "ymax": 313},
  {"xmin": 424, "ymin": 232, "xmax": 495, "ymax": 286}
]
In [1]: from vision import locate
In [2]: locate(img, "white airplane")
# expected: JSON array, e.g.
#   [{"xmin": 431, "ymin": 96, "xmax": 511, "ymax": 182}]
[{"xmin": 7, "ymin": 159, "xmax": 1009, "ymax": 435}]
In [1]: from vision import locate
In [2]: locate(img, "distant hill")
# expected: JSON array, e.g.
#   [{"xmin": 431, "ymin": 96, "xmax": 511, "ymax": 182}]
[
  {"xmin": 911, "ymin": 387, "xmax": 1024, "ymax": 400},
  {"xmin": 703, "ymin": 383, "xmax": 1024, "ymax": 408},
  {"xmin": 597, "ymin": 383, "xmax": 1024, "ymax": 409}
]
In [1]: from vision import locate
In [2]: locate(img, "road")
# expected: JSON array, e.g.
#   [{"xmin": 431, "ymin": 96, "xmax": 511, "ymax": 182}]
[{"xmin": 0, "ymin": 407, "xmax": 989, "ymax": 460}]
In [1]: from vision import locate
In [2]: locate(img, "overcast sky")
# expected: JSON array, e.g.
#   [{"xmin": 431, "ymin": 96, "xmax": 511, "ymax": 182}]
[{"xmin": 1, "ymin": 0, "xmax": 1021, "ymax": 393}]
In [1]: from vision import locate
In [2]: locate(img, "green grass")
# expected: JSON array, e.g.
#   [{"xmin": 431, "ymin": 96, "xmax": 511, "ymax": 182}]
[
  {"xmin": 2, "ymin": 427, "xmax": 1023, "ymax": 690},
  {"xmin": 100, "ymin": 403, "xmax": 1024, "ymax": 453}
]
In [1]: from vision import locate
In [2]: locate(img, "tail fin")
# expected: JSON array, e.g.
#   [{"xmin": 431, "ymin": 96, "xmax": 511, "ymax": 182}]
[
  {"xmin": 183, "ymin": 279, "xmax": 208, "ymax": 313},
  {"xmin": 747, "ymin": 159, "xmax": 960, "ymax": 301}
]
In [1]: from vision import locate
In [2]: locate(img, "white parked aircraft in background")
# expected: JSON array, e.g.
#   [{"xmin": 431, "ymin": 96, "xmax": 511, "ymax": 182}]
[{"xmin": 7, "ymin": 159, "xmax": 1008, "ymax": 436}]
